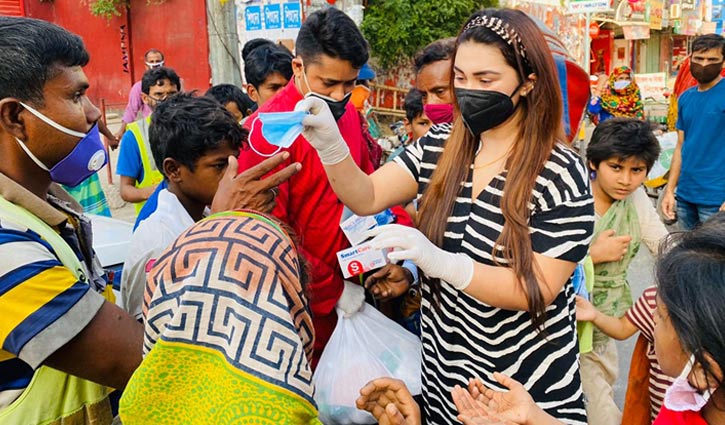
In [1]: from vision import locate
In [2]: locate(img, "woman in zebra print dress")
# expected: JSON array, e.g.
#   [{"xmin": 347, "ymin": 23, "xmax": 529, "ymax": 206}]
[{"xmin": 296, "ymin": 8, "xmax": 594, "ymax": 424}]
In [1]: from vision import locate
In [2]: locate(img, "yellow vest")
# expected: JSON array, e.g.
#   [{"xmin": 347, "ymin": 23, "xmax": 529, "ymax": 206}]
[
  {"xmin": 0, "ymin": 195, "xmax": 113, "ymax": 424},
  {"xmin": 127, "ymin": 116, "xmax": 163, "ymax": 214}
]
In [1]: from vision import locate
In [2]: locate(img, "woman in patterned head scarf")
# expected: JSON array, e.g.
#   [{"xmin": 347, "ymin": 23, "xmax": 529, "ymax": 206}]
[
  {"xmin": 589, "ymin": 66, "xmax": 645, "ymax": 123},
  {"xmin": 119, "ymin": 211, "xmax": 320, "ymax": 424}
]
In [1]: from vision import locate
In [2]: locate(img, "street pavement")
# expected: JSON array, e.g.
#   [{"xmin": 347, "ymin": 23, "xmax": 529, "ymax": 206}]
[
  {"xmin": 614, "ymin": 244, "xmax": 655, "ymax": 407},
  {"xmin": 100, "ymin": 118, "xmax": 136, "ymax": 224}
]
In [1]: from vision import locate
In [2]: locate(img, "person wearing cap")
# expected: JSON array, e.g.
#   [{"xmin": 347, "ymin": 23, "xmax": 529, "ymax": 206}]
[
  {"xmin": 350, "ymin": 63, "xmax": 385, "ymax": 168},
  {"xmin": 351, "ymin": 62, "xmax": 376, "ymax": 112},
  {"xmin": 114, "ymin": 49, "xmax": 166, "ymax": 140}
]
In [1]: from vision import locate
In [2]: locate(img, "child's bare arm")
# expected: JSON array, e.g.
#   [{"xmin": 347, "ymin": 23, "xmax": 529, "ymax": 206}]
[{"xmin": 576, "ymin": 296, "xmax": 638, "ymax": 340}]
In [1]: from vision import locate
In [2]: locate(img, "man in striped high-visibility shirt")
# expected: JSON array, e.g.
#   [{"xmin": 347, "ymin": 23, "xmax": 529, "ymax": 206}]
[{"xmin": 0, "ymin": 17, "xmax": 144, "ymax": 424}]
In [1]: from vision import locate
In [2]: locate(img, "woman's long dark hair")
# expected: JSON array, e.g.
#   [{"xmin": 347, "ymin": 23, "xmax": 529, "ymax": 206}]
[{"xmin": 417, "ymin": 8, "xmax": 565, "ymax": 330}]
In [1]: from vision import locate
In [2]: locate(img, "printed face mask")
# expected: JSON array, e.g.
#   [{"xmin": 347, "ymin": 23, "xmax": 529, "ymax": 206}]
[
  {"xmin": 455, "ymin": 85, "xmax": 521, "ymax": 137},
  {"xmin": 145, "ymin": 60, "xmax": 165, "ymax": 69},
  {"xmin": 301, "ymin": 67, "xmax": 351, "ymax": 121},
  {"xmin": 15, "ymin": 102, "xmax": 107, "ymax": 187},
  {"xmin": 423, "ymin": 103, "xmax": 454, "ymax": 125},
  {"xmin": 248, "ymin": 111, "xmax": 308, "ymax": 157},
  {"xmin": 613, "ymin": 80, "xmax": 631, "ymax": 90},
  {"xmin": 664, "ymin": 355, "xmax": 712, "ymax": 412},
  {"xmin": 690, "ymin": 61, "xmax": 724, "ymax": 84}
]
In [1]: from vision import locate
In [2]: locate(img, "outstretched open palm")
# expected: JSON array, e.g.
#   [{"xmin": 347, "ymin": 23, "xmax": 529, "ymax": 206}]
[{"xmin": 453, "ymin": 373, "xmax": 536, "ymax": 425}]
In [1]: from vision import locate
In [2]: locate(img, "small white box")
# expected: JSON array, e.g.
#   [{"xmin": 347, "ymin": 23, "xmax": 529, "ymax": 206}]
[
  {"xmin": 336, "ymin": 242, "xmax": 391, "ymax": 278},
  {"xmin": 340, "ymin": 214, "xmax": 379, "ymax": 246},
  {"xmin": 339, "ymin": 207, "xmax": 395, "ymax": 246}
]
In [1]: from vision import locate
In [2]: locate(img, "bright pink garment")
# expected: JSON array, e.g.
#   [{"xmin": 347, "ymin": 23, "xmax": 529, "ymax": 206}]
[
  {"xmin": 653, "ymin": 405, "xmax": 708, "ymax": 425},
  {"xmin": 122, "ymin": 81, "xmax": 153, "ymax": 124}
]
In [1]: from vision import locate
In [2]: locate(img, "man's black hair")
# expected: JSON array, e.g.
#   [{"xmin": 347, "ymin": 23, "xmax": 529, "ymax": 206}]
[
  {"xmin": 242, "ymin": 38, "xmax": 276, "ymax": 62},
  {"xmin": 414, "ymin": 38, "xmax": 456, "ymax": 74},
  {"xmin": 404, "ymin": 89, "xmax": 424, "ymax": 123},
  {"xmin": 141, "ymin": 67, "xmax": 181, "ymax": 95},
  {"xmin": 144, "ymin": 48, "xmax": 165, "ymax": 61},
  {"xmin": 586, "ymin": 117, "xmax": 660, "ymax": 172},
  {"xmin": 295, "ymin": 8, "xmax": 368, "ymax": 69},
  {"xmin": 205, "ymin": 84, "xmax": 255, "ymax": 117},
  {"xmin": 0, "ymin": 17, "xmax": 89, "ymax": 104},
  {"xmin": 243, "ymin": 44, "xmax": 293, "ymax": 88},
  {"xmin": 691, "ymin": 34, "xmax": 725, "ymax": 57},
  {"xmin": 149, "ymin": 92, "xmax": 247, "ymax": 174}
]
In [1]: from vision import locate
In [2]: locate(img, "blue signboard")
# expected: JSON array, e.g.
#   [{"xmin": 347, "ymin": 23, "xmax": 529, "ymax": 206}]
[
  {"xmin": 713, "ymin": 0, "xmax": 724, "ymax": 34},
  {"xmin": 283, "ymin": 2, "xmax": 302, "ymax": 29},
  {"xmin": 264, "ymin": 4, "xmax": 282, "ymax": 30},
  {"xmin": 245, "ymin": 5, "xmax": 262, "ymax": 31}
]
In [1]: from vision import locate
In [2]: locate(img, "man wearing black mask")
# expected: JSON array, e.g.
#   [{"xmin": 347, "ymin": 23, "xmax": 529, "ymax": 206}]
[
  {"xmin": 662, "ymin": 34, "xmax": 725, "ymax": 230},
  {"xmin": 237, "ymin": 9, "xmax": 415, "ymax": 369}
]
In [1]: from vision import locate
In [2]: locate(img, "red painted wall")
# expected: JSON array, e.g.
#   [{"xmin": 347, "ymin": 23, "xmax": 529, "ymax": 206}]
[
  {"xmin": 24, "ymin": 1, "xmax": 132, "ymax": 107},
  {"xmin": 591, "ymin": 29, "xmax": 615, "ymax": 76},
  {"xmin": 127, "ymin": 0, "xmax": 211, "ymax": 95},
  {"xmin": 22, "ymin": 0, "xmax": 211, "ymax": 109}
]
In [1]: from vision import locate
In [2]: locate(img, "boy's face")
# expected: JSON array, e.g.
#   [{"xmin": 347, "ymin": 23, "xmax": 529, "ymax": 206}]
[
  {"xmin": 247, "ymin": 72, "xmax": 289, "ymax": 107},
  {"xmin": 590, "ymin": 156, "xmax": 648, "ymax": 202},
  {"xmin": 405, "ymin": 113, "xmax": 432, "ymax": 141},
  {"xmin": 175, "ymin": 141, "xmax": 239, "ymax": 206}
]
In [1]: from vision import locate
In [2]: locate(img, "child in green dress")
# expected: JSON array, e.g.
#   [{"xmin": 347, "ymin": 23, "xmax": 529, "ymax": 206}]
[{"xmin": 580, "ymin": 117, "xmax": 667, "ymax": 425}]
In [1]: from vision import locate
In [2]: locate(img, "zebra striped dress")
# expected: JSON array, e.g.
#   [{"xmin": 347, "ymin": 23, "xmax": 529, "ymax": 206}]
[{"xmin": 393, "ymin": 123, "xmax": 594, "ymax": 424}]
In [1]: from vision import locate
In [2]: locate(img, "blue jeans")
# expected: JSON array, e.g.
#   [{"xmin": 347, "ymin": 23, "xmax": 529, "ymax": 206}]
[{"xmin": 676, "ymin": 198, "xmax": 721, "ymax": 230}]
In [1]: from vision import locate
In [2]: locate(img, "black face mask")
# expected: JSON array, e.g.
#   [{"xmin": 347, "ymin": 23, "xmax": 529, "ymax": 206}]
[
  {"xmin": 306, "ymin": 91, "xmax": 352, "ymax": 121},
  {"xmin": 690, "ymin": 61, "xmax": 724, "ymax": 84},
  {"xmin": 455, "ymin": 86, "xmax": 520, "ymax": 137}
]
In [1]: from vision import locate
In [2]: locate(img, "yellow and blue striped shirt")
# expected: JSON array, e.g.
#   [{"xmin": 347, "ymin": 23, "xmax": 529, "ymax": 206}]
[{"xmin": 0, "ymin": 188, "xmax": 105, "ymax": 408}]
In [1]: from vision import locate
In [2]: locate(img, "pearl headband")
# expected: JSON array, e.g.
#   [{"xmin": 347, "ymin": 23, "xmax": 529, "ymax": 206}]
[{"xmin": 463, "ymin": 15, "xmax": 528, "ymax": 61}]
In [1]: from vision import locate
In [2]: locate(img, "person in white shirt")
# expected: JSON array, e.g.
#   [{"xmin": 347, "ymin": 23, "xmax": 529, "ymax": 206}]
[{"xmin": 121, "ymin": 93, "xmax": 300, "ymax": 320}]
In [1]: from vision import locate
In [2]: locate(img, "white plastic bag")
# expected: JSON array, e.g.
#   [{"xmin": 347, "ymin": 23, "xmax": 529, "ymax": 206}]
[{"xmin": 313, "ymin": 304, "xmax": 422, "ymax": 425}]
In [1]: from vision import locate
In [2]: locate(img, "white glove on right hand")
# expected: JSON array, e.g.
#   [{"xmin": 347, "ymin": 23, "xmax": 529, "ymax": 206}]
[
  {"xmin": 337, "ymin": 280, "xmax": 366, "ymax": 317},
  {"xmin": 294, "ymin": 97, "xmax": 350, "ymax": 165},
  {"xmin": 367, "ymin": 224, "xmax": 474, "ymax": 291}
]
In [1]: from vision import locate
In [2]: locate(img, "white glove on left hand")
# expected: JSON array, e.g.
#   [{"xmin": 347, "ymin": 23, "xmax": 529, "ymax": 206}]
[
  {"xmin": 367, "ymin": 224, "xmax": 474, "ymax": 290},
  {"xmin": 294, "ymin": 97, "xmax": 350, "ymax": 165}
]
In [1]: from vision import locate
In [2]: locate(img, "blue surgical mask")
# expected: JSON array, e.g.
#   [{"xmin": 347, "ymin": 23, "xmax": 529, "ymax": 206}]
[
  {"xmin": 248, "ymin": 111, "xmax": 308, "ymax": 157},
  {"xmin": 15, "ymin": 102, "xmax": 107, "ymax": 187}
]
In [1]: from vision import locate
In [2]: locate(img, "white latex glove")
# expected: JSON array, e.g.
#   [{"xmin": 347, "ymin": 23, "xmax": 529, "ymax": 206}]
[
  {"xmin": 294, "ymin": 96, "xmax": 350, "ymax": 165},
  {"xmin": 337, "ymin": 280, "xmax": 366, "ymax": 317},
  {"xmin": 367, "ymin": 224, "xmax": 474, "ymax": 291}
]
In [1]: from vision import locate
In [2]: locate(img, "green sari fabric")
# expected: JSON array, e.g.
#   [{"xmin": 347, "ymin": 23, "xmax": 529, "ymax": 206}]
[{"xmin": 591, "ymin": 197, "xmax": 641, "ymax": 348}]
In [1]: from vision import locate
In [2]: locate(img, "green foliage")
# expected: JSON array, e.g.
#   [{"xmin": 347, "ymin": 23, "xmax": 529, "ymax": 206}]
[
  {"xmin": 88, "ymin": 0, "xmax": 126, "ymax": 19},
  {"xmin": 361, "ymin": 0, "xmax": 498, "ymax": 70},
  {"xmin": 87, "ymin": 0, "xmax": 166, "ymax": 20}
]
